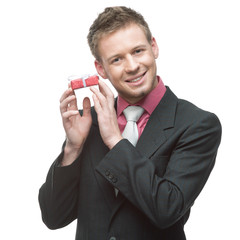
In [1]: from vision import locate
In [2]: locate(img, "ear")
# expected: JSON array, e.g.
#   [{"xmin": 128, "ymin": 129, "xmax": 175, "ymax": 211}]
[
  {"xmin": 94, "ymin": 60, "xmax": 107, "ymax": 79},
  {"xmin": 151, "ymin": 37, "xmax": 159, "ymax": 59}
]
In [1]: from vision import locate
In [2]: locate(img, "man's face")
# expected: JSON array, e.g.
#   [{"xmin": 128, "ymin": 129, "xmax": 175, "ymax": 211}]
[{"xmin": 95, "ymin": 23, "xmax": 159, "ymax": 104}]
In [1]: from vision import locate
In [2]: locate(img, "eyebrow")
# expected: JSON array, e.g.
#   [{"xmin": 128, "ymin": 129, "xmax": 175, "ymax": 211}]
[{"xmin": 132, "ymin": 44, "xmax": 147, "ymax": 50}]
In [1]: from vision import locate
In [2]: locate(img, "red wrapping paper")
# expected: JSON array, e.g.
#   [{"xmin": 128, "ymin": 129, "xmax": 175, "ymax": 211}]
[{"xmin": 71, "ymin": 75, "xmax": 99, "ymax": 90}]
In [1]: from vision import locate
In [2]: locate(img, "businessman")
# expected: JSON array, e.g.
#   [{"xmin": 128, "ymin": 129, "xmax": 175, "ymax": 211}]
[{"xmin": 39, "ymin": 6, "xmax": 222, "ymax": 240}]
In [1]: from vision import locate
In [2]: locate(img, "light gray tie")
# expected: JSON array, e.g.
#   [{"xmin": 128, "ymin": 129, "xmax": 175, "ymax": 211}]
[
  {"xmin": 122, "ymin": 106, "xmax": 144, "ymax": 146},
  {"xmin": 115, "ymin": 106, "xmax": 144, "ymax": 196}
]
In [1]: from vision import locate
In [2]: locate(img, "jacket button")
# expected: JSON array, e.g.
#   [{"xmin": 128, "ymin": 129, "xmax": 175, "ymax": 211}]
[
  {"xmin": 109, "ymin": 237, "xmax": 116, "ymax": 240},
  {"xmin": 105, "ymin": 170, "xmax": 110, "ymax": 176},
  {"xmin": 108, "ymin": 174, "xmax": 114, "ymax": 180},
  {"xmin": 112, "ymin": 177, "xmax": 118, "ymax": 183}
]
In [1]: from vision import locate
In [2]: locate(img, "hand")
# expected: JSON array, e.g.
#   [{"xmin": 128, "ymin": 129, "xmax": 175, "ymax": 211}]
[
  {"xmin": 59, "ymin": 86, "xmax": 92, "ymax": 165},
  {"xmin": 90, "ymin": 80, "xmax": 123, "ymax": 149}
]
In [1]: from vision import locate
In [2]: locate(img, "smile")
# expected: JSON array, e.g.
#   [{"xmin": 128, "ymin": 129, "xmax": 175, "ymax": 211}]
[
  {"xmin": 126, "ymin": 72, "xmax": 146, "ymax": 83},
  {"xmin": 129, "ymin": 77, "xmax": 142, "ymax": 82}
]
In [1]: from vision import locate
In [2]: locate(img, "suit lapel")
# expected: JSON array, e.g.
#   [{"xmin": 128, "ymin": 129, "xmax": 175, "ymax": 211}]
[{"xmin": 136, "ymin": 87, "xmax": 178, "ymax": 157}]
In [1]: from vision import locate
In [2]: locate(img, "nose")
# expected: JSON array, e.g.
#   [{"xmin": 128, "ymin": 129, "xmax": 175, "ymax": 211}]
[{"xmin": 124, "ymin": 55, "xmax": 139, "ymax": 73}]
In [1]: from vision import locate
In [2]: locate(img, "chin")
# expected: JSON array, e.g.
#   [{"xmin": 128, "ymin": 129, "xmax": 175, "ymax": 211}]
[
  {"xmin": 126, "ymin": 90, "xmax": 148, "ymax": 103},
  {"xmin": 136, "ymin": 85, "xmax": 153, "ymax": 97}
]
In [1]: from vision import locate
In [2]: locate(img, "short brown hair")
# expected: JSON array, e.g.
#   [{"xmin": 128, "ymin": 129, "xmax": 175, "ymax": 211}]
[{"xmin": 87, "ymin": 6, "xmax": 152, "ymax": 61}]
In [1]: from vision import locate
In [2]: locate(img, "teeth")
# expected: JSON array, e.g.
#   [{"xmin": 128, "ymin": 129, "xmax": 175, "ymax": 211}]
[{"xmin": 129, "ymin": 77, "xmax": 141, "ymax": 82}]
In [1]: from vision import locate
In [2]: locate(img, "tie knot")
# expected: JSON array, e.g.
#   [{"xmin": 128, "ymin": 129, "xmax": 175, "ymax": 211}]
[{"xmin": 123, "ymin": 106, "xmax": 144, "ymax": 122}]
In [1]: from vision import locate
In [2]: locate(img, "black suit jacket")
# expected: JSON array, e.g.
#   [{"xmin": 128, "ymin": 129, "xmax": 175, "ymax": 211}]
[{"xmin": 39, "ymin": 87, "xmax": 222, "ymax": 240}]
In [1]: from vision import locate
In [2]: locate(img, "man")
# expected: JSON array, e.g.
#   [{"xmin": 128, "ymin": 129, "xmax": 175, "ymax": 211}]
[{"xmin": 39, "ymin": 6, "xmax": 221, "ymax": 240}]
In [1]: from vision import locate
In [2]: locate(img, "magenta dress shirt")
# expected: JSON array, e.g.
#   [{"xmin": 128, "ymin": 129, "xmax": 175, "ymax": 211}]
[{"xmin": 117, "ymin": 76, "xmax": 166, "ymax": 138}]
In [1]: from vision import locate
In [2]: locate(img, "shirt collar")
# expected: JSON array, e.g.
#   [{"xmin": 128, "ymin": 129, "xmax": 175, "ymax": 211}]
[{"xmin": 117, "ymin": 76, "xmax": 166, "ymax": 117}]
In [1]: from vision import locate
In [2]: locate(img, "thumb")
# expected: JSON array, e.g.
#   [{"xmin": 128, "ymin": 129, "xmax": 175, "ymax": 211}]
[{"xmin": 82, "ymin": 97, "xmax": 92, "ymax": 118}]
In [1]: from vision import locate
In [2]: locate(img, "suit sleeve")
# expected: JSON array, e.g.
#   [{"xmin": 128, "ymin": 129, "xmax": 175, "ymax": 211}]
[
  {"xmin": 38, "ymin": 150, "xmax": 81, "ymax": 229},
  {"xmin": 95, "ymin": 112, "xmax": 222, "ymax": 229}
]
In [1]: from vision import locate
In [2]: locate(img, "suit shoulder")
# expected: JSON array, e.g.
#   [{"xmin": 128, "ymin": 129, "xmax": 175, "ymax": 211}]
[
  {"xmin": 164, "ymin": 87, "xmax": 220, "ymax": 123},
  {"xmin": 176, "ymin": 98, "xmax": 221, "ymax": 130}
]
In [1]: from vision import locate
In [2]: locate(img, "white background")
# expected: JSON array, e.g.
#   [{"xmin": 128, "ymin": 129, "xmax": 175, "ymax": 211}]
[{"xmin": 0, "ymin": 0, "xmax": 239, "ymax": 239}]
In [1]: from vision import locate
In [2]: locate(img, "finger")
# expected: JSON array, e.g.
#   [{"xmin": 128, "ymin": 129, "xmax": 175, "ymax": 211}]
[
  {"xmin": 90, "ymin": 86, "xmax": 106, "ymax": 107},
  {"xmin": 82, "ymin": 97, "xmax": 92, "ymax": 117},
  {"xmin": 62, "ymin": 110, "xmax": 79, "ymax": 121},
  {"xmin": 60, "ymin": 87, "xmax": 74, "ymax": 103},
  {"xmin": 98, "ymin": 80, "xmax": 115, "ymax": 107},
  {"xmin": 92, "ymin": 93, "xmax": 102, "ymax": 114},
  {"xmin": 67, "ymin": 95, "xmax": 78, "ymax": 111},
  {"xmin": 60, "ymin": 95, "xmax": 77, "ymax": 114},
  {"xmin": 98, "ymin": 80, "xmax": 113, "ymax": 97}
]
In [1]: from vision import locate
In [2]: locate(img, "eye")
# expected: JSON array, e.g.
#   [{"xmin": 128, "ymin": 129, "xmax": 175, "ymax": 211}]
[
  {"xmin": 113, "ymin": 58, "xmax": 120, "ymax": 62},
  {"xmin": 134, "ymin": 48, "xmax": 144, "ymax": 55},
  {"xmin": 111, "ymin": 57, "xmax": 121, "ymax": 64}
]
